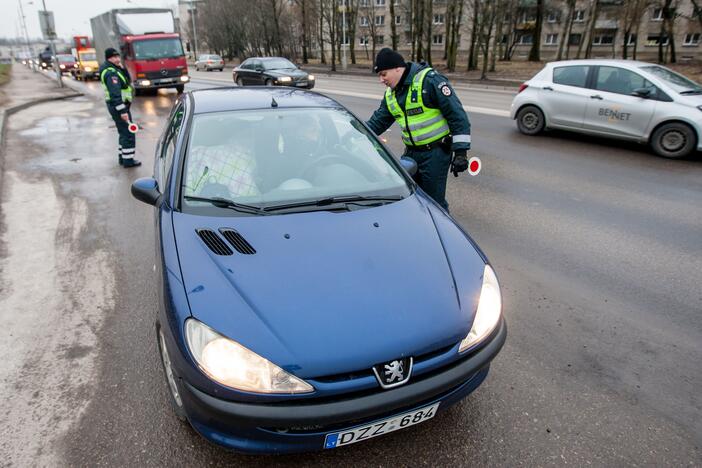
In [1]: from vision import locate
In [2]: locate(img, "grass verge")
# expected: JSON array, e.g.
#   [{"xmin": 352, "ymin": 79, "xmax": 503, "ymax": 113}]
[{"xmin": 0, "ymin": 64, "xmax": 11, "ymax": 86}]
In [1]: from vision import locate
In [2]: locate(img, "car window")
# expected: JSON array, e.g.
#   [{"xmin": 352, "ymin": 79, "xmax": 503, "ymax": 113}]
[
  {"xmin": 160, "ymin": 103, "xmax": 185, "ymax": 184},
  {"xmin": 595, "ymin": 66, "xmax": 649, "ymax": 95},
  {"xmin": 639, "ymin": 65, "xmax": 702, "ymax": 93},
  {"xmin": 211, "ymin": 55, "xmax": 222, "ymax": 61},
  {"xmin": 263, "ymin": 58, "xmax": 296, "ymax": 70},
  {"xmin": 252, "ymin": 60, "xmax": 263, "ymax": 70},
  {"xmin": 553, "ymin": 65, "xmax": 590, "ymax": 88},
  {"xmin": 182, "ymin": 108, "xmax": 410, "ymax": 210}
]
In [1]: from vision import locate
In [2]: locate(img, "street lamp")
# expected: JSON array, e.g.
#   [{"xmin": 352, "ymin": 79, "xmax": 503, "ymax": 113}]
[
  {"xmin": 38, "ymin": 0, "xmax": 62, "ymax": 87},
  {"xmin": 178, "ymin": 0, "xmax": 202, "ymax": 60},
  {"xmin": 17, "ymin": 0, "xmax": 36, "ymax": 72}
]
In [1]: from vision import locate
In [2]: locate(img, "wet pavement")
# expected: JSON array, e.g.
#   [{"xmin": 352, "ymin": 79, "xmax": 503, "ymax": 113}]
[{"xmin": 0, "ymin": 67, "xmax": 700, "ymax": 466}]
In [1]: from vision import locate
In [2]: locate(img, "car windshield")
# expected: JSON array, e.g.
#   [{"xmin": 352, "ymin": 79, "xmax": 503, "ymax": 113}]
[
  {"xmin": 210, "ymin": 55, "xmax": 222, "ymax": 61},
  {"xmin": 182, "ymin": 107, "xmax": 410, "ymax": 213},
  {"xmin": 79, "ymin": 52, "xmax": 96, "ymax": 61},
  {"xmin": 263, "ymin": 58, "xmax": 296, "ymax": 70},
  {"xmin": 133, "ymin": 38, "xmax": 184, "ymax": 60},
  {"xmin": 639, "ymin": 65, "xmax": 702, "ymax": 93},
  {"xmin": 57, "ymin": 55, "xmax": 74, "ymax": 63}
]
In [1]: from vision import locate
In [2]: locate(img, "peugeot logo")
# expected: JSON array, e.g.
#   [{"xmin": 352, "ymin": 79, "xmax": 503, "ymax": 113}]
[{"xmin": 373, "ymin": 357, "xmax": 413, "ymax": 389}]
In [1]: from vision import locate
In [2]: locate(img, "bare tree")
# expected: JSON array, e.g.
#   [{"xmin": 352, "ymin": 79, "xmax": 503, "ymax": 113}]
[
  {"xmin": 619, "ymin": 0, "xmax": 651, "ymax": 60},
  {"xmin": 577, "ymin": 0, "xmax": 598, "ymax": 58},
  {"xmin": 424, "ymin": 0, "xmax": 433, "ymax": 64},
  {"xmin": 445, "ymin": 0, "xmax": 464, "ymax": 70},
  {"xmin": 389, "ymin": 0, "xmax": 398, "ymax": 49},
  {"xmin": 467, "ymin": 0, "xmax": 480, "ymax": 69},
  {"xmin": 659, "ymin": 0, "xmax": 679, "ymax": 63},
  {"xmin": 479, "ymin": 0, "xmax": 498, "ymax": 79},
  {"xmin": 528, "ymin": 0, "xmax": 544, "ymax": 61},
  {"xmin": 556, "ymin": 0, "xmax": 576, "ymax": 60}
]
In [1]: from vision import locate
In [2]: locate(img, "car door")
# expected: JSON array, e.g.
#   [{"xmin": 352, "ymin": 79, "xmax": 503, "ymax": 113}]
[
  {"xmin": 582, "ymin": 66, "xmax": 657, "ymax": 139},
  {"xmin": 252, "ymin": 60, "xmax": 265, "ymax": 84},
  {"xmin": 543, "ymin": 65, "xmax": 594, "ymax": 129}
]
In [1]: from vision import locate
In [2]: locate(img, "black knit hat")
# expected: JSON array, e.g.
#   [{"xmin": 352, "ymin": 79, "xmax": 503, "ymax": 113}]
[
  {"xmin": 105, "ymin": 47, "xmax": 120, "ymax": 60},
  {"xmin": 373, "ymin": 48, "xmax": 405, "ymax": 73}
]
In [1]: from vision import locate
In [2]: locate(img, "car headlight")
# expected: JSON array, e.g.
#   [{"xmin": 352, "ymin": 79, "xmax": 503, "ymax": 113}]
[
  {"xmin": 278, "ymin": 76, "xmax": 292, "ymax": 82},
  {"xmin": 59, "ymin": 64, "xmax": 65, "ymax": 69},
  {"xmin": 308, "ymin": 74, "xmax": 315, "ymax": 81},
  {"xmin": 180, "ymin": 76, "xmax": 189, "ymax": 82},
  {"xmin": 185, "ymin": 318, "xmax": 314, "ymax": 394},
  {"xmin": 459, "ymin": 264, "xmax": 502, "ymax": 353},
  {"xmin": 140, "ymin": 79, "xmax": 151, "ymax": 86},
  {"xmin": 84, "ymin": 67, "xmax": 92, "ymax": 72}
]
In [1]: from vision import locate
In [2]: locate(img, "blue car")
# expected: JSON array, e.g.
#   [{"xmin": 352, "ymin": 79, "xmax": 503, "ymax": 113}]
[{"xmin": 131, "ymin": 87, "xmax": 506, "ymax": 454}]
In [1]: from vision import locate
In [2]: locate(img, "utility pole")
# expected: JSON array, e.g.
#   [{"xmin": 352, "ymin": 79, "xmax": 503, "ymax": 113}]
[
  {"xmin": 40, "ymin": 0, "xmax": 62, "ymax": 87},
  {"xmin": 189, "ymin": 0, "xmax": 198, "ymax": 59},
  {"xmin": 341, "ymin": 2, "xmax": 347, "ymax": 70},
  {"xmin": 18, "ymin": 0, "xmax": 36, "ymax": 72}
]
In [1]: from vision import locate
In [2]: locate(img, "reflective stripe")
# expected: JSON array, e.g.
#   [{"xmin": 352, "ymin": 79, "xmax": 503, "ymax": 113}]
[
  {"xmin": 407, "ymin": 115, "xmax": 445, "ymax": 132},
  {"xmin": 122, "ymin": 155, "xmax": 134, "ymax": 160},
  {"xmin": 115, "ymin": 104, "xmax": 126, "ymax": 111},
  {"xmin": 122, "ymin": 148, "xmax": 136, "ymax": 154},
  {"xmin": 417, "ymin": 124, "xmax": 451, "ymax": 142},
  {"xmin": 452, "ymin": 134, "xmax": 471, "ymax": 144}
]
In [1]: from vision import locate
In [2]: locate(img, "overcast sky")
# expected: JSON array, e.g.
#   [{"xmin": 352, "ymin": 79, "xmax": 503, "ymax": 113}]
[{"xmin": 1, "ymin": 0, "xmax": 179, "ymax": 40}]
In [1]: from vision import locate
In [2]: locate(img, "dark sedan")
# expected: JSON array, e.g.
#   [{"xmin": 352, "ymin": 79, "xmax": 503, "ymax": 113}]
[
  {"xmin": 233, "ymin": 57, "xmax": 315, "ymax": 89},
  {"xmin": 130, "ymin": 87, "xmax": 505, "ymax": 453}
]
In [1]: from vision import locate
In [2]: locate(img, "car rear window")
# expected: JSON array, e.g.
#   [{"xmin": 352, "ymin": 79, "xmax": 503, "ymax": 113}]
[{"xmin": 553, "ymin": 66, "xmax": 590, "ymax": 88}]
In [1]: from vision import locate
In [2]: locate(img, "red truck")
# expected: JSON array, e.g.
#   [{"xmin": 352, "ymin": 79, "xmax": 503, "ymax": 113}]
[{"xmin": 91, "ymin": 8, "xmax": 189, "ymax": 95}]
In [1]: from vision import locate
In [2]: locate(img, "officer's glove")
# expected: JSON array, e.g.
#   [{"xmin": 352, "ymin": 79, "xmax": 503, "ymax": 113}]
[{"xmin": 451, "ymin": 150, "xmax": 469, "ymax": 177}]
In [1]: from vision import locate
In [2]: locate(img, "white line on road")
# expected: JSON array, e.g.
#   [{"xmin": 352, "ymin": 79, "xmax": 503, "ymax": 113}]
[{"xmin": 314, "ymin": 87, "xmax": 511, "ymax": 118}]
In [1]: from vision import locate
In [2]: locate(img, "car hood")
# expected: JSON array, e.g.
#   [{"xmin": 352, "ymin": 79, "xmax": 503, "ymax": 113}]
[
  {"xmin": 173, "ymin": 194, "xmax": 486, "ymax": 378},
  {"xmin": 266, "ymin": 69, "xmax": 309, "ymax": 79}
]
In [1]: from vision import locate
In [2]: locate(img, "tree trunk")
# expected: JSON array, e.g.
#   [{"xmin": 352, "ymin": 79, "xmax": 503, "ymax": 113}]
[
  {"xmin": 557, "ymin": 0, "xmax": 574, "ymax": 60},
  {"xmin": 425, "ymin": 0, "xmax": 433, "ymax": 65},
  {"xmin": 301, "ymin": 0, "xmax": 309, "ymax": 62},
  {"xmin": 481, "ymin": 4, "xmax": 495, "ymax": 79},
  {"xmin": 390, "ymin": 0, "xmax": 398, "ymax": 50},
  {"xmin": 467, "ymin": 0, "xmax": 480, "ymax": 70},
  {"xmin": 528, "ymin": 0, "xmax": 543, "ymax": 61},
  {"xmin": 319, "ymin": 1, "xmax": 326, "ymax": 63},
  {"xmin": 490, "ymin": 2, "xmax": 503, "ymax": 72},
  {"xmin": 582, "ymin": 0, "xmax": 599, "ymax": 59}
]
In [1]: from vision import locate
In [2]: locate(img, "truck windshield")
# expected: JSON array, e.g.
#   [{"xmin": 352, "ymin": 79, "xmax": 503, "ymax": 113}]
[
  {"xmin": 133, "ymin": 38, "xmax": 184, "ymax": 60},
  {"xmin": 80, "ymin": 52, "xmax": 96, "ymax": 61}
]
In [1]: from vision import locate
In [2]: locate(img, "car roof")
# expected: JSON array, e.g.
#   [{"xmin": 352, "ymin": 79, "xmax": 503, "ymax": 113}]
[
  {"xmin": 546, "ymin": 59, "xmax": 657, "ymax": 69},
  {"xmin": 189, "ymin": 87, "xmax": 340, "ymax": 114}
]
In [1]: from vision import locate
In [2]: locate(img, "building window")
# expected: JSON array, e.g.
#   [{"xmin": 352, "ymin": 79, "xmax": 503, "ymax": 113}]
[
  {"xmin": 359, "ymin": 36, "xmax": 369, "ymax": 45},
  {"xmin": 375, "ymin": 0, "xmax": 385, "ymax": 5},
  {"xmin": 545, "ymin": 33, "xmax": 558, "ymax": 45},
  {"xmin": 592, "ymin": 33, "xmax": 614, "ymax": 45},
  {"xmin": 393, "ymin": 0, "xmax": 400, "ymax": 4},
  {"xmin": 360, "ymin": 0, "xmax": 368, "ymax": 5},
  {"xmin": 360, "ymin": 16, "xmax": 369, "ymax": 26},
  {"xmin": 573, "ymin": 10, "xmax": 585, "ymax": 22},
  {"xmin": 432, "ymin": 34, "xmax": 443, "ymax": 45},
  {"xmin": 651, "ymin": 7, "xmax": 663, "ymax": 21},
  {"xmin": 518, "ymin": 34, "xmax": 533, "ymax": 45},
  {"xmin": 546, "ymin": 12, "xmax": 558, "ymax": 23},
  {"xmin": 646, "ymin": 35, "xmax": 669, "ymax": 46},
  {"xmin": 375, "ymin": 35, "xmax": 384, "ymax": 44},
  {"xmin": 433, "ymin": 14, "xmax": 444, "ymax": 25},
  {"xmin": 683, "ymin": 33, "xmax": 700, "ymax": 45},
  {"xmin": 395, "ymin": 15, "xmax": 402, "ymax": 25},
  {"xmin": 568, "ymin": 33, "xmax": 582, "ymax": 46},
  {"xmin": 375, "ymin": 15, "xmax": 385, "ymax": 26}
]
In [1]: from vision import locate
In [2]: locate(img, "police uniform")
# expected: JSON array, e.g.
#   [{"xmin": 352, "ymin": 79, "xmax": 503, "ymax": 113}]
[
  {"xmin": 366, "ymin": 50, "xmax": 471, "ymax": 211},
  {"xmin": 99, "ymin": 49, "xmax": 140, "ymax": 167}
]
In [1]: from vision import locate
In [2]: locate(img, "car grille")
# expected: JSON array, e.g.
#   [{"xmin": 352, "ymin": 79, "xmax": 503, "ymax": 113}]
[{"xmin": 144, "ymin": 69, "xmax": 182, "ymax": 80}]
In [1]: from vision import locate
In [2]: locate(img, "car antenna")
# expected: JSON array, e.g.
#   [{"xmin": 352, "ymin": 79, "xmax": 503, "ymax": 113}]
[{"xmin": 271, "ymin": 97, "xmax": 278, "ymax": 108}]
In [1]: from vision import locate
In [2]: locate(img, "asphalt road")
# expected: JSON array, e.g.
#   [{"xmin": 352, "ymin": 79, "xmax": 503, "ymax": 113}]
[{"xmin": 1, "ymin": 70, "xmax": 700, "ymax": 466}]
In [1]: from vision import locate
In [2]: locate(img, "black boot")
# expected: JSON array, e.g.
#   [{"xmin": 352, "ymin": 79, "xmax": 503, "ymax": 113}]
[
  {"xmin": 119, "ymin": 155, "xmax": 124, "ymax": 166},
  {"xmin": 122, "ymin": 158, "xmax": 142, "ymax": 168}
]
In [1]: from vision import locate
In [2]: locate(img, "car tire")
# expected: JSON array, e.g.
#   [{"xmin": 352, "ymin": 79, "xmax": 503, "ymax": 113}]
[
  {"xmin": 650, "ymin": 122, "xmax": 696, "ymax": 159},
  {"xmin": 156, "ymin": 325, "xmax": 187, "ymax": 422},
  {"xmin": 176, "ymin": 85, "xmax": 184, "ymax": 94},
  {"xmin": 516, "ymin": 105, "xmax": 545, "ymax": 135},
  {"xmin": 236, "ymin": 77, "xmax": 244, "ymax": 87},
  {"xmin": 195, "ymin": 66, "xmax": 199, "ymax": 71},
  {"xmin": 265, "ymin": 79, "xmax": 273, "ymax": 86}
]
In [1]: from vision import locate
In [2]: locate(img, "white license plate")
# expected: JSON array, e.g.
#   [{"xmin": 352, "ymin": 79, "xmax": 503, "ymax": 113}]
[
  {"xmin": 323, "ymin": 402, "xmax": 439, "ymax": 449},
  {"xmin": 296, "ymin": 81, "xmax": 308, "ymax": 87}
]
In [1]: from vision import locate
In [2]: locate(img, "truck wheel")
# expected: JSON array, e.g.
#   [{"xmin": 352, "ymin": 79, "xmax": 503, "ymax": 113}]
[
  {"xmin": 176, "ymin": 85, "xmax": 184, "ymax": 94},
  {"xmin": 516, "ymin": 105, "xmax": 545, "ymax": 135},
  {"xmin": 134, "ymin": 88, "xmax": 142, "ymax": 97},
  {"xmin": 650, "ymin": 122, "xmax": 696, "ymax": 159}
]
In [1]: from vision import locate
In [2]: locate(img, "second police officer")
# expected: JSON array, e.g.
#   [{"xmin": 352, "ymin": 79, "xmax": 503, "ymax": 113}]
[
  {"xmin": 366, "ymin": 48, "xmax": 471, "ymax": 212},
  {"xmin": 99, "ymin": 47, "xmax": 141, "ymax": 168}
]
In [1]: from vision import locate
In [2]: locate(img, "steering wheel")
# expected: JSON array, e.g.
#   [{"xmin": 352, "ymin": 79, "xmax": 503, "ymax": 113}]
[{"xmin": 299, "ymin": 154, "xmax": 350, "ymax": 182}]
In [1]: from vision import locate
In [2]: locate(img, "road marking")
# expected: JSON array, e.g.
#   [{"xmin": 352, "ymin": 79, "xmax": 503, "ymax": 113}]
[{"xmin": 314, "ymin": 87, "xmax": 511, "ymax": 118}]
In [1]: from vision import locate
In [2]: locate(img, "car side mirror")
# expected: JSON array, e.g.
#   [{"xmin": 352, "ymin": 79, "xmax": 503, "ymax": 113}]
[
  {"xmin": 631, "ymin": 87, "xmax": 652, "ymax": 98},
  {"xmin": 400, "ymin": 156, "xmax": 418, "ymax": 177},
  {"xmin": 131, "ymin": 177, "xmax": 161, "ymax": 206}
]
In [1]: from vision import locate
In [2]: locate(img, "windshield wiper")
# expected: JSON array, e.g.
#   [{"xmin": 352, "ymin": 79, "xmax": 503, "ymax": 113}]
[
  {"xmin": 184, "ymin": 195, "xmax": 266, "ymax": 215},
  {"xmin": 680, "ymin": 89, "xmax": 702, "ymax": 95},
  {"xmin": 262, "ymin": 195, "xmax": 404, "ymax": 212}
]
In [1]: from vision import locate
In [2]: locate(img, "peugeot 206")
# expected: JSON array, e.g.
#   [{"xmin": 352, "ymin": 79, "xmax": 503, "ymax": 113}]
[{"xmin": 131, "ymin": 87, "xmax": 507, "ymax": 453}]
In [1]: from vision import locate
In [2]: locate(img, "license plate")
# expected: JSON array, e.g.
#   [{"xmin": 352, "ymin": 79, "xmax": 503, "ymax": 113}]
[
  {"xmin": 296, "ymin": 81, "xmax": 308, "ymax": 87},
  {"xmin": 323, "ymin": 402, "xmax": 439, "ymax": 449}
]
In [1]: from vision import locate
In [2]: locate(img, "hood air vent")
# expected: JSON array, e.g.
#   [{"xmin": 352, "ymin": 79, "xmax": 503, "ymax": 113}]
[
  {"xmin": 220, "ymin": 228, "xmax": 256, "ymax": 255},
  {"xmin": 196, "ymin": 229, "xmax": 233, "ymax": 256}
]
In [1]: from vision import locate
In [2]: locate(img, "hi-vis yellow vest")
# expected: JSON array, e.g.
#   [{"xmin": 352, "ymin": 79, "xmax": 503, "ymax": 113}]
[
  {"xmin": 384, "ymin": 67, "xmax": 450, "ymax": 146},
  {"xmin": 100, "ymin": 67, "xmax": 133, "ymax": 103}
]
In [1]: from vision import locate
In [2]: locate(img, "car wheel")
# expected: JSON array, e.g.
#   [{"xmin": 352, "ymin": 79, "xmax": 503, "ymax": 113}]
[
  {"xmin": 176, "ymin": 85, "xmax": 184, "ymax": 94},
  {"xmin": 195, "ymin": 65, "xmax": 199, "ymax": 71},
  {"xmin": 265, "ymin": 79, "xmax": 273, "ymax": 86},
  {"xmin": 236, "ymin": 77, "xmax": 244, "ymax": 87},
  {"xmin": 650, "ymin": 122, "xmax": 696, "ymax": 159},
  {"xmin": 157, "ymin": 325, "xmax": 187, "ymax": 421},
  {"xmin": 516, "ymin": 105, "xmax": 545, "ymax": 135}
]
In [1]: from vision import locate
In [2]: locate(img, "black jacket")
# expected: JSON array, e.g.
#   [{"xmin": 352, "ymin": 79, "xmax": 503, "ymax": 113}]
[{"xmin": 99, "ymin": 61, "xmax": 132, "ymax": 113}]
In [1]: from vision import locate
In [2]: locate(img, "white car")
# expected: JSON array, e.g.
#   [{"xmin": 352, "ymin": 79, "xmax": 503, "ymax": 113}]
[{"xmin": 510, "ymin": 59, "xmax": 702, "ymax": 159}]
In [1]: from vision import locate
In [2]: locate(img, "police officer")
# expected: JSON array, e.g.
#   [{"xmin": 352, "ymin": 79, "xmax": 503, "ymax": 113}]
[
  {"xmin": 99, "ymin": 48, "xmax": 141, "ymax": 167},
  {"xmin": 366, "ymin": 48, "xmax": 470, "ymax": 211}
]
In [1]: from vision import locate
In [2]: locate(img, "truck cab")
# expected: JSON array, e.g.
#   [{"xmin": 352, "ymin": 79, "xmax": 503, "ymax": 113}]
[
  {"xmin": 121, "ymin": 33, "xmax": 189, "ymax": 94},
  {"xmin": 75, "ymin": 48, "xmax": 99, "ymax": 80}
]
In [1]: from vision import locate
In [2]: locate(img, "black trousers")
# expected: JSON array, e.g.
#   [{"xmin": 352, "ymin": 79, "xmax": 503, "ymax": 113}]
[
  {"xmin": 404, "ymin": 144, "xmax": 453, "ymax": 211},
  {"xmin": 108, "ymin": 104, "xmax": 135, "ymax": 161}
]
